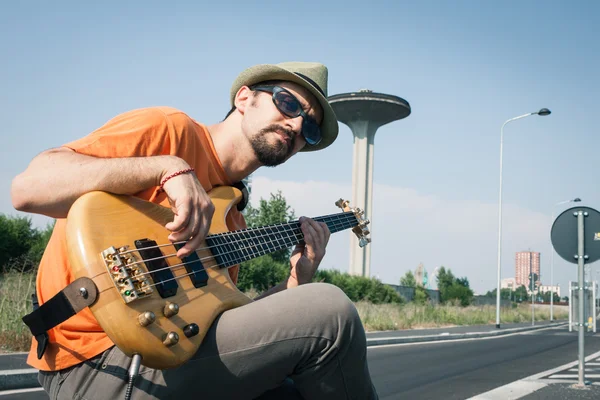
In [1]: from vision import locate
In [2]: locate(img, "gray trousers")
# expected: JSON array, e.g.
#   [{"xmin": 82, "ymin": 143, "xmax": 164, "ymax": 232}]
[{"xmin": 39, "ymin": 283, "xmax": 378, "ymax": 400}]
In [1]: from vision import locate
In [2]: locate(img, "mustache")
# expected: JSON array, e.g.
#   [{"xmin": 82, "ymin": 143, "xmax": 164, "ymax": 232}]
[{"xmin": 262, "ymin": 125, "xmax": 295, "ymax": 141}]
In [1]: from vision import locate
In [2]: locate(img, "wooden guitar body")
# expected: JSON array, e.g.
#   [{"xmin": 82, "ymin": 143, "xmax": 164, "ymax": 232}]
[{"xmin": 65, "ymin": 186, "xmax": 252, "ymax": 369}]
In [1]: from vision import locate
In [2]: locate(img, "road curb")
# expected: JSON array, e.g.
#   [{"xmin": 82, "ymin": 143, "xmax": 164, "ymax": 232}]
[
  {"xmin": 366, "ymin": 322, "xmax": 567, "ymax": 347},
  {"xmin": 0, "ymin": 368, "xmax": 39, "ymax": 391},
  {"xmin": 0, "ymin": 323, "xmax": 569, "ymax": 391}
]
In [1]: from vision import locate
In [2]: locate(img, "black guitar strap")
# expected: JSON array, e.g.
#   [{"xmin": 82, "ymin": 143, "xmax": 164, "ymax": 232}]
[
  {"xmin": 22, "ymin": 277, "xmax": 98, "ymax": 359},
  {"xmin": 231, "ymin": 181, "xmax": 249, "ymax": 211}
]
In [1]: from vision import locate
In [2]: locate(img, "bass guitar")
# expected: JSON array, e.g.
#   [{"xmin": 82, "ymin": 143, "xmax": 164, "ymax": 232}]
[{"xmin": 65, "ymin": 185, "xmax": 371, "ymax": 369}]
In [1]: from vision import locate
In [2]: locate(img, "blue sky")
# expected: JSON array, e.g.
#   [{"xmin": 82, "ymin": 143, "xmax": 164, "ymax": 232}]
[{"xmin": 1, "ymin": 1, "xmax": 598, "ymax": 294}]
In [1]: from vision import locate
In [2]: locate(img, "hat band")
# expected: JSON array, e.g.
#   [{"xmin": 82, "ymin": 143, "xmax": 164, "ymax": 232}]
[{"xmin": 294, "ymin": 73, "xmax": 325, "ymax": 97}]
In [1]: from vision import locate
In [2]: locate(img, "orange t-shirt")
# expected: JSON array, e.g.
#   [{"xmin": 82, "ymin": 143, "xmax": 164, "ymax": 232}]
[{"xmin": 27, "ymin": 107, "xmax": 246, "ymax": 371}]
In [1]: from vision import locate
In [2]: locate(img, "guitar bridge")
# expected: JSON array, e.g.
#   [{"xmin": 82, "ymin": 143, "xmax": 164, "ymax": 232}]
[{"xmin": 102, "ymin": 246, "xmax": 154, "ymax": 303}]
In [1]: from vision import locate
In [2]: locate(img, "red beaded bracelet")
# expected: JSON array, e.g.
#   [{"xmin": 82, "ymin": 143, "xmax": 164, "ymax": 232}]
[{"xmin": 158, "ymin": 168, "xmax": 195, "ymax": 192}]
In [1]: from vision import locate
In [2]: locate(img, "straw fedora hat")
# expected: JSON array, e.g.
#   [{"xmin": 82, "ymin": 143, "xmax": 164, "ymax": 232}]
[{"xmin": 230, "ymin": 61, "xmax": 339, "ymax": 152}]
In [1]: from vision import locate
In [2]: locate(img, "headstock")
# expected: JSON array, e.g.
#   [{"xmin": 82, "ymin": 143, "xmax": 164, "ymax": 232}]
[{"xmin": 335, "ymin": 199, "xmax": 371, "ymax": 248}]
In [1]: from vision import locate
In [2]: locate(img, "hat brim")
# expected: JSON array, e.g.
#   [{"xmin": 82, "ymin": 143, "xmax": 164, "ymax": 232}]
[{"xmin": 230, "ymin": 64, "xmax": 338, "ymax": 152}]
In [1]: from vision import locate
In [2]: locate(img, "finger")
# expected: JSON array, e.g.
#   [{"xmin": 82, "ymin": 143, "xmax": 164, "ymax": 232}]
[
  {"xmin": 165, "ymin": 201, "xmax": 192, "ymax": 232},
  {"xmin": 304, "ymin": 217, "xmax": 328, "ymax": 249},
  {"xmin": 169, "ymin": 207, "xmax": 200, "ymax": 243},
  {"xmin": 175, "ymin": 204, "xmax": 213, "ymax": 257},
  {"xmin": 195, "ymin": 201, "xmax": 214, "ymax": 242},
  {"xmin": 306, "ymin": 218, "xmax": 327, "ymax": 245},
  {"xmin": 300, "ymin": 220, "xmax": 319, "ymax": 259},
  {"xmin": 177, "ymin": 231, "xmax": 203, "ymax": 259},
  {"xmin": 320, "ymin": 221, "xmax": 331, "ymax": 244}
]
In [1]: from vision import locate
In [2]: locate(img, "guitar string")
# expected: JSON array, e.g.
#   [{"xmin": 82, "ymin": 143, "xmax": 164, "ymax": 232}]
[
  {"xmin": 117, "ymin": 211, "xmax": 356, "ymax": 257},
  {"xmin": 138, "ymin": 216, "xmax": 361, "ymax": 290},
  {"xmin": 114, "ymin": 215, "xmax": 361, "ymax": 291},
  {"xmin": 126, "ymin": 215, "xmax": 357, "ymax": 279},
  {"xmin": 119, "ymin": 213, "xmax": 357, "ymax": 269},
  {"xmin": 127, "ymin": 216, "xmax": 358, "ymax": 291}
]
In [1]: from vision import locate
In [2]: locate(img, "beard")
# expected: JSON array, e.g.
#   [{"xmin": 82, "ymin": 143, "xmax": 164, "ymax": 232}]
[{"xmin": 249, "ymin": 124, "xmax": 296, "ymax": 166}]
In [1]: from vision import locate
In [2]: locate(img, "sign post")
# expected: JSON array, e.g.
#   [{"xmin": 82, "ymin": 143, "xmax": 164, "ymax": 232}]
[{"xmin": 551, "ymin": 206, "xmax": 600, "ymax": 387}]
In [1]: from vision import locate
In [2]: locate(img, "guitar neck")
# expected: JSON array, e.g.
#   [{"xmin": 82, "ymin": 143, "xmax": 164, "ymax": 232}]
[{"xmin": 205, "ymin": 211, "xmax": 357, "ymax": 268}]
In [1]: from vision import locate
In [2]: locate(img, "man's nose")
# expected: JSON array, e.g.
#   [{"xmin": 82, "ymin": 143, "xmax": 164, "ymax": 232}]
[{"xmin": 285, "ymin": 116, "xmax": 303, "ymax": 137}]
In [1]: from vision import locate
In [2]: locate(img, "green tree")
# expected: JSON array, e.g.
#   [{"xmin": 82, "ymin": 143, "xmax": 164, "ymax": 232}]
[
  {"xmin": 514, "ymin": 285, "xmax": 529, "ymax": 302},
  {"xmin": 436, "ymin": 267, "xmax": 455, "ymax": 295},
  {"xmin": 238, "ymin": 192, "xmax": 296, "ymax": 291},
  {"xmin": 400, "ymin": 270, "xmax": 416, "ymax": 287},
  {"xmin": 541, "ymin": 291, "xmax": 560, "ymax": 303},
  {"xmin": 0, "ymin": 215, "xmax": 36, "ymax": 267},
  {"xmin": 444, "ymin": 283, "xmax": 473, "ymax": 306},
  {"xmin": 243, "ymin": 191, "xmax": 295, "ymax": 264},
  {"xmin": 485, "ymin": 288, "xmax": 512, "ymax": 300},
  {"xmin": 26, "ymin": 221, "xmax": 55, "ymax": 264},
  {"xmin": 413, "ymin": 286, "xmax": 430, "ymax": 304},
  {"xmin": 436, "ymin": 266, "xmax": 473, "ymax": 306},
  {"xmin": 0, "ymin": 215, "xmax": 55, "ymax": 272}
]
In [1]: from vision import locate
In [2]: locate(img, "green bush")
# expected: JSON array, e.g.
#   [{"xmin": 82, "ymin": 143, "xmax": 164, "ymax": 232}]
[
  {"xmin": 0, "ymin": 215, "xmax": 55, "ymax": 272},
  {"xmin": 437, "ymin": 267, "xmax": 474, "ymax": 306},
  {"xmin": 237, "ymin": 256, "xmax": 289, "ymax": 292},
  {"xmin": 413, "ymin": 286, "xmax": 430, "ymax": 304},
  {"xmin": 314, "ymin": 269, "xmax": 403, "ymax": 304}
]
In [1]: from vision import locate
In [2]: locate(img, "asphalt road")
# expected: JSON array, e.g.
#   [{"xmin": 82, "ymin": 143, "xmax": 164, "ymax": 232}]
[
  {"xmin": 4, "ymin": 325, "xmax": 600, "ymax": 399},
  {"xmin": 369, "ymin": 325, "xmax": 600, "ymax": 399}
]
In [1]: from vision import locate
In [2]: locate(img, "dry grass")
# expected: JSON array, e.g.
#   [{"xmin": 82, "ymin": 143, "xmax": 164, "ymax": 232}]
[
  {"xmin": 0, "ymin": 267, "xmax": 37, "ymax": 353},
  {"xmin": 356, "ymin": 301, "xmax": 569, "ymax": 332}
]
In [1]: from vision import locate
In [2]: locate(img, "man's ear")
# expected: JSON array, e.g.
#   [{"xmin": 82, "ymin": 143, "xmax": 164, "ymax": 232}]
[{"xmin": 234, "ymin": 86, "xmax": 253, "ymax": 114}]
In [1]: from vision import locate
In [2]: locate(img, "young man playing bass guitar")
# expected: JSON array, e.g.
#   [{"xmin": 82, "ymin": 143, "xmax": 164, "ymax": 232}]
[{"xmin": 11, "ymin": 61, "xmax": 378, "ymax": 400}]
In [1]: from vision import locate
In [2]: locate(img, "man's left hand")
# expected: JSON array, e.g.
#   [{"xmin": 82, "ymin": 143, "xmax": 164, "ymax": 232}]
[{"xmin": 289, "ymin": 216, "xmax": 331, "ymax": 286}]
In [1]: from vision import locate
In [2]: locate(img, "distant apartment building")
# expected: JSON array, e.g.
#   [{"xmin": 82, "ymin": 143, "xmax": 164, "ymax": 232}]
[{"xmin": 515, "ymin": 251, "xmax": 541, "ymax": 289}]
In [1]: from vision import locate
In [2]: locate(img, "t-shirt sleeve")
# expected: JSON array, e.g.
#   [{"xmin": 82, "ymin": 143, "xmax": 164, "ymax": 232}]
[{"xmin": 63, "ymin": 107, "xmax": 180, "ymax": 158}]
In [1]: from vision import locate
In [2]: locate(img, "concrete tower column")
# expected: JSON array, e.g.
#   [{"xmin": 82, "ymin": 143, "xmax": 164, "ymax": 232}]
[{"xmin": 329, "ymin": 90, "xmax": 411, "ymax": 277}]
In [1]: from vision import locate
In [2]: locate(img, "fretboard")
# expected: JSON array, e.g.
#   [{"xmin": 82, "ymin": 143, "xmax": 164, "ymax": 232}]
[{"xmin": 205, "ymin": 211, "xmax": 357, "ymax": 268}]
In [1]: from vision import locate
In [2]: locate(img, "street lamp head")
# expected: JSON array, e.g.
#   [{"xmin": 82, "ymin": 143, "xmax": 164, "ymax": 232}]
[{"xmin": 537, "ymin": 108, "xmax": 551, "ymax": 116}]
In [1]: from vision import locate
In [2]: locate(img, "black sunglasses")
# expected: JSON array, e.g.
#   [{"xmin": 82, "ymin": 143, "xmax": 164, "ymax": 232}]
[{"xmin": 251, "ymin": 85, "xmax": 322, "ymax": 146}]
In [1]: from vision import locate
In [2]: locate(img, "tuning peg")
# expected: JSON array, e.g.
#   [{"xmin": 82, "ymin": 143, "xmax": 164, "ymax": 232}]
[{"xmin": 335, "ymin": 199, "xmax": 350, "ymax": 210}]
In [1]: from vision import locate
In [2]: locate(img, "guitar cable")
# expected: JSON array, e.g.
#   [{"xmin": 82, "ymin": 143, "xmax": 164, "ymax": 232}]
[{"xmin": 125, "ymin": 354, "xmax": 142, "ymax": 400}]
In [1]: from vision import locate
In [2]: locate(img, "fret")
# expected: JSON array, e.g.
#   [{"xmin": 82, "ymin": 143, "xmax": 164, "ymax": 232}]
[
  {"xmin": 235, "ymin": 231, "xmax": 251, "ymax": 263},
  {"xmin": 206, "ymin": 211, "xmax": 358, "ymax": 267},
  {"xmin": 218, "ymin": 234, "xmax": 231, "ymax": 266},
  {"xmin": 243, "ymin": 230, "xmax": 258, "ymax": 258},
  {"xmin": 273, "ymin": 223, "xmax": 289, "ymax": 250}
]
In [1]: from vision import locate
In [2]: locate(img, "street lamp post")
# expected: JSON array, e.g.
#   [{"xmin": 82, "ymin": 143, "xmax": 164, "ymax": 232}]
[
  {"xmin": 550, "ymin": 197, "xmax": 581, "ymax": 321},
  {"xmin": 496, "ymin": 108, "xmax": 551, "ymax": 329}
]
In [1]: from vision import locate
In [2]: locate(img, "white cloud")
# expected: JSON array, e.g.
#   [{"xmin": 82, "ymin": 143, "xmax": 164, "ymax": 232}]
[{"xmin": 249, "ymin": 176, "xmax": 562, "ymax": 294}]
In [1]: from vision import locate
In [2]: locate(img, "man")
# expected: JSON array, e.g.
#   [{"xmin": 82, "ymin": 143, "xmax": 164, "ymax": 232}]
[{"xmin": 11, "ymin": 62, "xmax": 378, "ymax": 399}]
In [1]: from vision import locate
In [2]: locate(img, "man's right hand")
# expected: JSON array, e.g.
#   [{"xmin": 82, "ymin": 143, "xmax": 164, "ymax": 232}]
[{"xmin": 161, "ymin": 163, "xmax": 214, "ymax": 259}]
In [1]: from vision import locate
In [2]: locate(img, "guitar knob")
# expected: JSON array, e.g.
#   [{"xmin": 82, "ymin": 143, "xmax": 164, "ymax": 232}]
[
  {"xmin": 163, "ymin": 302, "xmax": 179, "ymax": 318},
  {"xmin": 183, "ymin": 323, "xmax": 200, "ymax": 338},
  {"xmin": 138, "ymin": 311, "xmax": 156, "ymax": 327},
  {"xmin": 162, "ymin": 332, "xmax": 179, "ymax": 347}
]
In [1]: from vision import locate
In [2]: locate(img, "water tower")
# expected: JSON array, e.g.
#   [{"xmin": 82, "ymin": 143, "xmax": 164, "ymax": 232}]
[{"xmin": 329, "ymin": 90, "xmax": 411, "ymax": 277}]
